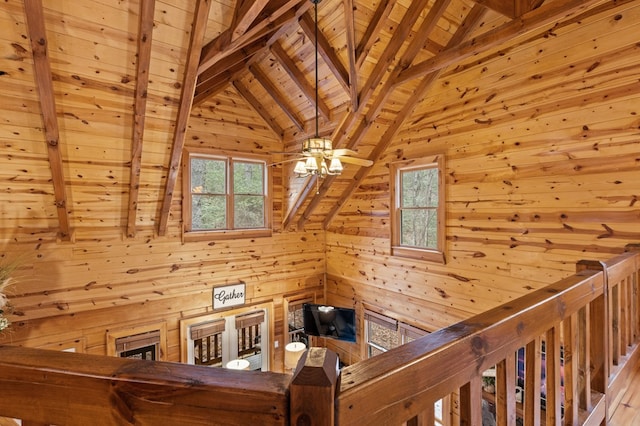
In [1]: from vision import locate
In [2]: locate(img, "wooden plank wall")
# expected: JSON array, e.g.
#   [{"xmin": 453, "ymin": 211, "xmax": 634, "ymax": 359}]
[{"xmin": 324, "ymin": 1, "xmax": 640, "ymax": 364}]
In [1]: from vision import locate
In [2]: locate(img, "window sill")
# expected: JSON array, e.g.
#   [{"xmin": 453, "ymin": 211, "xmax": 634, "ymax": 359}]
[
  {"xmin": 183, "ymin": 228, "xmax": 272, "ymax": 242},
  {"xmin": 392, "ymin": 246, "xmax": 446, "ymax": 264}
]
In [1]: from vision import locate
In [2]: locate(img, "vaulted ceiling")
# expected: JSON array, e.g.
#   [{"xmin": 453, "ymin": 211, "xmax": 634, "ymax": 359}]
[{"xmin": 1, "ymin": 0, "xmax": 617, "ymax": 241}]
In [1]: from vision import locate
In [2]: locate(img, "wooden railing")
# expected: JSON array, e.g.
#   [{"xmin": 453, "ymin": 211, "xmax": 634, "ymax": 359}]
[{"xmin": 1, "ymin": 246, "xmax": 638, "ymax": 425}]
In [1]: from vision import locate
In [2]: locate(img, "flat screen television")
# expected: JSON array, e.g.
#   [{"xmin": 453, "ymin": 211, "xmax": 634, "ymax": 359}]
[{"xmin": 303, "ymin": 303, "xmax": 356, "ymax": 343}]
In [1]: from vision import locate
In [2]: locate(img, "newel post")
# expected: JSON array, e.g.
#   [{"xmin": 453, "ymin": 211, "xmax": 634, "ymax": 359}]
[{"xmin": 289, "ymin": 347, "xmax": 339, "ymax": 426}]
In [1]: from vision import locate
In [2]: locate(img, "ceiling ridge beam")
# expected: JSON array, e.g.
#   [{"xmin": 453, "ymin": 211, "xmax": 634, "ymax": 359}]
[
  {"xmin": 321, "ymin": 5, "xmax": 489, "ymax": 230},
  {"xmin": 127, "ymin": 0, "xmax": 156, "ymax": 239},
  {"xmin": 23, "ymin": 0, "xmax": 72, "ymax": 241},
  {"xmin": 157, "ymin": 0, "xmax": 211, "ymax": 236},
  {"xmin": 397, "ymin": 0, "xmax": 606, "ymax": 85}
]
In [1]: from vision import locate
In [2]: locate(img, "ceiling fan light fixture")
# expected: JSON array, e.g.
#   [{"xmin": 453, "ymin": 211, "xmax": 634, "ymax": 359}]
[
  {"xmin": 294, "ymin": 160, "xmax": 308, "ymax": 175},
  {"xmin": 305, "ymin": 157, "xmax": 318, "ymax": 172},
  {"xmin": 302, "ymin": 137, "xmax": 332, "ymax": 154},
  {"xmin": 328, "ymin": 157, "xmax": 343, "ymax": 174}
]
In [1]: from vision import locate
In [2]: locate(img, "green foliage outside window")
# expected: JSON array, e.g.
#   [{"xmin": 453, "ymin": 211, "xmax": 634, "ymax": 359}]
[
  {"xmin": 190, "ymin": 157, "xmax": 265, "ymax": 231},
  {"xmin": 400, "ymin": 167, "xmax": 439, "ymax": 249}
]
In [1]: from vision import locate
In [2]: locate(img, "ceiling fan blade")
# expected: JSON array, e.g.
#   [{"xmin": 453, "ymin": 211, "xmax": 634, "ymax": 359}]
[
  {"xmin": 337, "ymin": 156, "xmax": 373, "ymax": 167},
  {"xmin": 331, "ymin": 148, "xmax": 361, "ymax": 157},
  {"xmin": 270, "ymin": 151, "xmax": 304, "ymax": 155},
  {"xmin": 269, "ymin": 157, "xmax": 304, "ymax": 167}
]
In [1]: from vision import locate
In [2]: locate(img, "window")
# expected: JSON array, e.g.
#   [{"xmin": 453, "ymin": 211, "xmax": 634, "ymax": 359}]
[
  {"xmin": 115, "ymin": 330, "xmax": 161, "ymax": 360},
  {"xmin": 390, "ymin": 155, "xmax": 445, "ymax": 263},
  {"xmin": 287, "ymin": 297, "xmax": 313, "ymax": 347},
  {"xmin": 191, "ymin": 319, "xmax": 225, "ymax": 366},
  {"xmin": 183, "ymin": 150, "xmax": 271, "ymax": 240}
]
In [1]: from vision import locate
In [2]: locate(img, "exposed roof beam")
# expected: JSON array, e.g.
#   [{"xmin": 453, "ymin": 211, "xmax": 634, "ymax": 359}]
[
  {"xmin": 127, "ymin": 0, "xmax": 155, "ymax": 239},
  {"xmin": 343, "ymin": 0, "xmax": 359, "ymax": 111},
  {"xmin": 299, "ymin": 12, "xmax": 350, "ymax": 95},
  {"xmin": 231, "ymin": 0, "xmax": 270, "ymax": 41},
  {"xmin": 249, "ymin": 64, "xmax": 305, "ymax": 132},
  {"xmin": 233, "ymin": 80, "xmax": 285, "ymax": 138},
  {"xmin": 323, "ymin": 5, "xmax": 489, "ymax": 229},
  {"xmin": 472, "ymin": 0, "xmax": 544, "ymax": 19},
  {"xmin": 397, "ymin": 0, "xmax": 606, "ymax": 85},
  {"xmin": 355, "ymin": 0, "xmax": 393, "ymax": 69},
  {"xmin": 157, "ymin": 0, "xmax": 211, "ymax": 236},
  {"xmin": 198, "ymin": 0, "xmax": 305, "ymax": 76},
  {"xmin": 270, "ymin": 42, "xmax": 331, "ymax": 122},
  {"xmin": 23, "ymin": 0, "xmax": 72, "ymax": 241},
  {"xmin": 193, "ymin": 40, "xmax": 268, "ymax": 106}
]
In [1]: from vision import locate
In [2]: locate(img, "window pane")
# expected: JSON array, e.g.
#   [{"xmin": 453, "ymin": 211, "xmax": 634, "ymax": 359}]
[
  {"xmin": 367, "ymin": 321, "xmax": 399, "ymax": 351},
  {"xmin": 191, "ymin": 158, "xmax": 226, "ymax": 194},
  {"xmin": 234, "ymin": 161, "xmax": 264, "ymax": 195},
  {"xmin": 401, "ymin": 168, "xmax": 438, "ymax": 208},
  {"xmin": 192, "ymin": 194, "xmax": 226, "ymax": 230},
  {"xmin": 400, "ymin": 208, "xmax": 437, "ymax": 249},
  {"xmin": 234, "ymin": 195, "xmax": 265, "ymax": 228}
]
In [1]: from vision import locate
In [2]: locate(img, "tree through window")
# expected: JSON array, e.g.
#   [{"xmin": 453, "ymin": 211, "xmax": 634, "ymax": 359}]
[
  {"xmin": 390, "ymin": 155, "xmax": 445, "ymax": 263},
  {"xmin": 183, "ymin": 150, "xmax": 271, "ymax": 240}
]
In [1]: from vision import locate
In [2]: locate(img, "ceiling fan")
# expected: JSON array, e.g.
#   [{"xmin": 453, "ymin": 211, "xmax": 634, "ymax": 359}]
[{"xmin": 271, "ymin": 0, "xmax": 373, "ymax": 178}]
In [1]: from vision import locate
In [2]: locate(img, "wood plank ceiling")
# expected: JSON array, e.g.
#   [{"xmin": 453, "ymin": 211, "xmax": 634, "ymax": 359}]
[{"xmin": 4, "ymin": 0, "xmax": 619, "ymax": 240}]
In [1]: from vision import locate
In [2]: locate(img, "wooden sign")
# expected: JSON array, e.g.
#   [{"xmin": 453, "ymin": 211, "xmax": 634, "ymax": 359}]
[{"xmin": 213, "ymin": 283, "xmax": 246, "ymax": 310}]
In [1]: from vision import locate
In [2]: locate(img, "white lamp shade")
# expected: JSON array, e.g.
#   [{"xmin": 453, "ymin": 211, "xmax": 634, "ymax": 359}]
[
  {"xmin": 284, "ymin": 342, "xmax": 306, "ymax": 371},
  {"xmin": 328, "ymin": 158, "xmax": 343, "ymax": 173},
  {"xmin": 226, "ymin": 359, "xmax": 250, "ymax": 370},
  {"xmin": 294, "ymin": 160, "xmax": 307, "ymax": 175},
  {"xmin": 305, "ymin": 157, "xmax": 318, "ymax": 172}
]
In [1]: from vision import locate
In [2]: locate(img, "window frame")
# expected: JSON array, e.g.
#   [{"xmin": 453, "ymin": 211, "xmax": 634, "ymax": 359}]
[
  {"xmin": 390, "ymin": 155, "xmax": 446, "ymax": 263},
  {"xmin": 182, "ymin": 149, "xmax": 272, "ymax": 241}
]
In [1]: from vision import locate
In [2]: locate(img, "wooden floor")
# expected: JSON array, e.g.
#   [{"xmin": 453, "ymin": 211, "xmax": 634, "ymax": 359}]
[{"xmin": 609, "ymin": 361, "xmax": 640, "ymax": 425}]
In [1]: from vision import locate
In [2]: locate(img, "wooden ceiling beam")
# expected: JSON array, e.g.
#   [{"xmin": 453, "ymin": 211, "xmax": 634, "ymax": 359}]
[
  {"xmin": 23, "ymin": 0, "xmax": 72, "ymax": 241},
  {"xmin": 249, "ymin": 64, "xmax": 305, "ymax": 132},
  {"xmin": 343, "ymin": 0, "xmax": 359, "ymax": 111},
  {"xmin": 231, "ymin": 0, "xmax": 270, "ymax": 41},
  {"xmin": 198, "ymin": 0, "xmax": 305, "ymax": 76},
  {"xmin": 197, "ymin": 38, "xmax": 269, "ymax": 91},
  {"xmin": 355, "ymin": 0, "xmax": 393, "ymax": 70},
  {"xmin": 157, "ymin": 0, "xmax": 211, "ymax": 236},
  {"xmin": 323, "ymin": 5, "xmax": 489, "ymax": 229},
  {"xmin": 193, "ymin": 61, "xmax": 247, "ymax": 107},
  {"xmin": 299, "ymin": 12, "xmax": 350, "ymax": 96},
  {"xmin": 397, "ymin": 0, "xmax": 605, "ymax": 85},
  {"xmin": 297, "ymin": 0, "xmax": 450, "ymax": 228},
  {"xmin": 270, "ymin": 42, "xmax": 331, "ymax": 122},
  {"xmin": 127, "ymin": 0, "xmax": 156, "ymax": 239},
  {"xmin": 233, "ymin": 80, "xmax": 285, "ymax": 139},
  {"xmin": 472, "ymin": 0, "xmax": 544, "ymax": 19}
]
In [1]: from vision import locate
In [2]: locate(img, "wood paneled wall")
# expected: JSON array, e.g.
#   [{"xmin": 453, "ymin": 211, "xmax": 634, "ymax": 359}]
[{"xmin": 324, "ymin": 1, "xmax": 640, "ymax": 363}]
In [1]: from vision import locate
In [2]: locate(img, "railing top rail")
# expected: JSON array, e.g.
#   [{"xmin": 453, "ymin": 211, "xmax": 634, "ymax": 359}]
[
  {"xmin": 337, "ymin": 269, "xmax": 604, "ymax": 424},
  {"xmin": 0, "ymin": 345, "xmax": 290, "ymax": 425}
]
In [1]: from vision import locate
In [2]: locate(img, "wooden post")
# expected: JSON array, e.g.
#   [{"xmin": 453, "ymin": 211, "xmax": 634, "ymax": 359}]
[{"xmin": 289, "ymin": 347, "xmax": 339, "ymax": 426}]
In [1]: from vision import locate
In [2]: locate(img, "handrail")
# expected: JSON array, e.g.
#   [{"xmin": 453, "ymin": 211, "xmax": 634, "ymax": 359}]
[
  {"xmin": 0, "ymin": 346, "xmax": 290, "ymax": 425},
  {"xmin": 0, "ymin": 247, "xmax": 638, "ymax": 425},
  {"xmin": 336, "ymin": 268, "xmax": 606, "ymax": 425}
]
